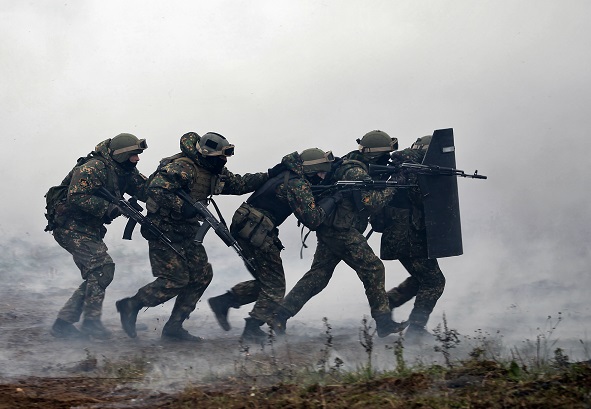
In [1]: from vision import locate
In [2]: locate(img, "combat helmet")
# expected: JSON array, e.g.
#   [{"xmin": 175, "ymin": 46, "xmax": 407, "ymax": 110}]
[
  {"xmin": 357, "ymin": 130, "xmax": 398, "ymax": 156},
  {"xmin": 411, "ymin": 135, "xmax": 432, "ymax": 151},
  {"xmin": 300, "ymin": 148, "xmax": 335, "ymax": 175},
  {"xmin": 196, "ymin": 132, "xmax": 235, "ymax": 157},
  {"xmin": 109, "ymin": 133, "xmax": 148, "ymax": 163}
]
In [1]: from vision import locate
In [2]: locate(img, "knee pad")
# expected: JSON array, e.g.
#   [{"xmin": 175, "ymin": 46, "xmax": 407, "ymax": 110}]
[{"xmin": 94, "ymin": 263, "xmax": 115, "ymax": 289}]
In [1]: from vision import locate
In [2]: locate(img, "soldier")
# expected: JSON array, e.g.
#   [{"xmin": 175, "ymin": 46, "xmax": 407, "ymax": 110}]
[
  {"xmin": 270, "ymin": 131, "xmax": 407, "ymax": 338},
  {"xmin": 207, "ymin": 148, "xmax": 340, "ymax": 343},
  {"xmin": 46, "ymin": 133, "xmax": 149, "ymax": 340},
  {"xmin": 371, "ymin": 135, "xmax": 446, "ymax": 342},
  {"xmin": 115, "ymin": 131, "xmax": 269, "ymax": 342}
]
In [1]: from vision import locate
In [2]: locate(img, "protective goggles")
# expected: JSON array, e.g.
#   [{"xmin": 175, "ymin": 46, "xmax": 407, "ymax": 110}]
[
  {"xmin": 197, "ymin": 143, "xmax": 235, "ymax": 157},
  {"xmin": 302, "ymin": 151, "xmax": 335, "ymax": 167},
  {"xmin": 358, "ymin": 137, "xmax": 398, "ymax": 154},
  {"xmin": 111, "ymin": 139, "xmax": 148, "ymax": 156}
]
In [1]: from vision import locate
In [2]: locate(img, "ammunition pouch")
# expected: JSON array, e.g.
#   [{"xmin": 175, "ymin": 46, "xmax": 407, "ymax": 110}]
[{"xmin": 231, "ymin": 203, "xmax": 275, "ymax": 249}]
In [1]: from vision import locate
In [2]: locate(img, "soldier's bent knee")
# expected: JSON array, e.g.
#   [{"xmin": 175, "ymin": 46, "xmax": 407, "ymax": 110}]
[{"xmin": 94, "ymin": 263, "xmax": 115, "ymax": 289}]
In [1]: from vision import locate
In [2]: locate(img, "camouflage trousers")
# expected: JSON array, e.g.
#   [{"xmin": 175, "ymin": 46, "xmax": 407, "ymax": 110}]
[
  {"xmin": 228, "ymin": 233, "xmax": 285, "ymax": 324},
  {"xmin": 133, "ymin": 238, "xmax": 213, "ymax": 324},
  {"xmin": 281, "ymin": 226, "xmax": 390, "ymax": 319},
  {"xmin": 53, "ymin": 227, "xmax": 115, "ymax": 323},
  {"xmin": 386, "ymin": 257, "xmax": 445, "ymax": 327}
]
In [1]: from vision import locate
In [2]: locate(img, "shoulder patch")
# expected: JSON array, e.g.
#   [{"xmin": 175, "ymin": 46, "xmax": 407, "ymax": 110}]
[{"xmin": 308, "ymin": 201, "xmax": 316, "ymax": 210}]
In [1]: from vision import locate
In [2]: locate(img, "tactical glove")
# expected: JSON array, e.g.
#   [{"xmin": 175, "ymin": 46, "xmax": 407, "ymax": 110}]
[
  {"xmin": 105, "ymin": 204, "xmax": 121, "ymax": 220},
  {"xmin": 181, "ymin": 201, "xmax": 199, "ymax": 219},
  {"xmin": 317, "ymin": 192, "xmax": 342, "ymax": 218}
]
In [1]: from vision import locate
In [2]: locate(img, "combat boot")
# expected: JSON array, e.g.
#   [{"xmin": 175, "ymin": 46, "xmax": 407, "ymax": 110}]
[
  {"xmin": 161, "ymin": 321, "xmax": 203, "ymax": 343},
  {"xmin": 81, "ymin": 319, "xmax": 113, "ymax": 340},
  {"xmin": 241, "ymin": 317, "xmax": 267, "ymax": 344},
  {"xmin": 374, "ymin": 312, "xmax": 408, "ymax": 338},
  {"xmin": 116, "ymin": 297, "xmax": 143, "ymax": 338},
  {"xmin": 50, "ymin": 318, "xmax": 87, "ymax": 339},
  {"xmin": 268, "ymin": 306, "xmax": 291, "ymax": 336},
  {"xmin": 208, "ymin": 291, "xmax": 239, "ymax": 331}
]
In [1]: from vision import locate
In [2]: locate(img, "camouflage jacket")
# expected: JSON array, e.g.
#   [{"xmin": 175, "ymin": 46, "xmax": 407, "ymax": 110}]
[
  {"xmin": 59, "ymin": 139, "xmax": 148, "ymax": 236},
  {"xmin": 245, "ymin": 151, "xmax": 327, "ymax": 230},
  {"xmin": 145, "ymin": 132, "xmax": 268, "ymax": 240},
  {"xmin": 319, "ymin": 151, "xmax": 395, "ymax": 233},
  {"xmin": 375, "ymin": 147, "xmax": 428, "ymax": 259}
]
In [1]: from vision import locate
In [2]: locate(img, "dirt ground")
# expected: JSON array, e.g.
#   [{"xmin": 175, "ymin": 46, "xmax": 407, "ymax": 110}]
[
  {"xmin": 2, "ymin": 246, "xmax": 590, "ymax": 408},
  {"xmin": 0, "ymin": 266, "xmax": 418, "ymax": 408}
]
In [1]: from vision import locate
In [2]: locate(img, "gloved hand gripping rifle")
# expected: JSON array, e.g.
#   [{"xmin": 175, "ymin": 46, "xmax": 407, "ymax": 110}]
[
  {"xmin": 96, "ymin": 187, "xmax": 186, "ymax": 260},
  {"xmin": 175, "ymin": 189, "xmax": 257, "ymax": 272}
]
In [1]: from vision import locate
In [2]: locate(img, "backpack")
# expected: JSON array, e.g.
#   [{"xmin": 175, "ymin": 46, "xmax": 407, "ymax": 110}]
[{"xmin": 43, "ymin": 152, "xmax": 109, "ymax": 232}]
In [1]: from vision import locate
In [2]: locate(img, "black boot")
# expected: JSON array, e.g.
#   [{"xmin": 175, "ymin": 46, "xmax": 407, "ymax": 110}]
[
  {"xmin": 50, "ymin": 318, "xmax": 87, "ymax": 339},
  {"xmin": 81, "ymin": 319, "xmax": 112, "ymax": 340},
  {"xmin": 374, "ymin": 312, "xmax": 408, "ymax": 338},
  {"xmin": 208, "ymin": 291, "xmax": 239, "ymax": 331},
  {"xmin": 241, "ymin": 317, "xmax": 267, "ymax": 344},
  {"xmin": 161, "ymin": 319, "xmax": 203, "ymax": 343},
  {"xmin": 268, "ymin": 306, "xmax": 291, "ymax": 336},
  {"xmin": 116, "ymin": 297, "xmax": 143, "ymax": 338}
]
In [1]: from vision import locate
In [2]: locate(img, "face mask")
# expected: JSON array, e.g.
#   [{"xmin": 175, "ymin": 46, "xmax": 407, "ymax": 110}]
[
  {"xmin": 306, "ymin": 173, "xmax": 323, "ymax": 185},
  {"xmin": 203, "ymin": 156, "xmax": 226, "ymax": 174},
  {"xmin": 119, "ymin": 160, "xmax": 138, "ymax": 171}
]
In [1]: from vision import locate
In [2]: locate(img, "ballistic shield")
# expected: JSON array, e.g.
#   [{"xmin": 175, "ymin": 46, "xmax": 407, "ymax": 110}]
[{"xmin": 419, "ymin": 128, "xmax": 463, "ymax": 258}]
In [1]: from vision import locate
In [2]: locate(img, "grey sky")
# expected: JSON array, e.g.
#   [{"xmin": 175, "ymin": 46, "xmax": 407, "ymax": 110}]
[{"xmin": 1, "ymin": 1, "xmax": 590, "ymax": 338}]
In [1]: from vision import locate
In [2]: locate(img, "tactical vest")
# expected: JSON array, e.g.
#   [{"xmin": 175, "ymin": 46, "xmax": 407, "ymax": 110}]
[
  {"xmin": 145, "ymin": 153, "xmax": 226, "ymax": 214},
  {"xmin": 246, "ymin": 171, "xmax": 297, "ymax": 227}
]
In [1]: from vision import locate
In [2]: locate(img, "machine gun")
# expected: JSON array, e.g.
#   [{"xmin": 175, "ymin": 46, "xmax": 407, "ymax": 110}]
[
  {"xmin": 96, "ymin": 187, "xmax": 186, "ymax": 260},
  {"xmin": 176, "ymin": 189, "xmax": 257, "ymax": 272},
  {"xmin": 369, "ymin": 163, "xmax": 487, "ymax": 179}
]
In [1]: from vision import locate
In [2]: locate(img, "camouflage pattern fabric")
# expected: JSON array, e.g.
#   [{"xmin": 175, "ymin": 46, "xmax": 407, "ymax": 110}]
[
  {"xmin": 386, "ymin": 257, "xmax": 445, "ymax": 327},
  {"xmin": 226, "ymin": 151, "xmax": 329, "ymax": 324},
  {"xmin": 378, "ymin": 147, "xmax": 428, "ymax": 260},
  {"xmin": 133, "ymin": 238, "xmax": 213, "ymax": 322},
  {"xmin": 51, "ymin": 139, "xmax": 147, "ymax": 323},
  {"xmin": 378, "ymin": 146, "xmax": 446, "ymax": 328},
  {"xmin": 280, "ymin": 151, "xmax": 395, "ymax": 319},
  {"xmin": 281, "ymin": 224, "xmax": 391, "ymax": 318},
  {"xmin": 145, "ymin": 132, "xmax": 269, "ymax": 242},
  {"xmin": 53, "ymin": 228, "xmax": 115, "ymax": 322},
  {"xmin": 57, "ymin": 139, "xmax": 148, "ymax": 236},
  {"xmin": 132, "ymin": 132, "xmax": 268, "ymax": 324}
]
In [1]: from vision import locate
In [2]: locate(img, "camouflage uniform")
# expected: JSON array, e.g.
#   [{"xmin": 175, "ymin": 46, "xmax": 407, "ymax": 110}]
[
  {"xmin": 122, "ymin": 132, "xmax": 268, "ymax": 339},
  {"xmin": 214, "ymin": 152, "xmax": 328, "ymax": 330},
  {"xmin": 51, "ymin": 139, "xmax": 148, "ymax": 330},
  {"xmin": 372, "ymin": 147, "xmax": 446, "ymax": 331},
  {"xmin": 278, "ymin": 151, "xmax": 401, "ymax": 333}
]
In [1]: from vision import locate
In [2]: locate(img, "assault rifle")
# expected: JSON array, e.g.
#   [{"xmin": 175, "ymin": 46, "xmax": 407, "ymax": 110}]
[
  {"xmin": 369, "ymin": 163, "xmax": 487, "ymax": 179},
  {"xmin": 96, "ymin": 187, "xmax": 186, "ymax": 260},
  {"xmin": 311, "ymin": 179, "xmax": 416, "ymax": 194},
  {"xmin": 176, "ymin": 189, "xmax": 257, "ymax": 272}
]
